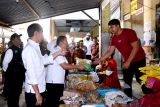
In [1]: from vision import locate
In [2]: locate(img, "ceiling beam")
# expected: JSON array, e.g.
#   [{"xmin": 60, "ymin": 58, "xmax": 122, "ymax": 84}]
[
  {"xmin": 22, "ymin": 0, "xmax": 40, "ymax": 19},
  {"xmin": 81, "ymin": 10, "xmax": 99, "ymax": 25},
  {"xmin": 0, "ymin": 21, "xmax": 9, "ymax": 27}
]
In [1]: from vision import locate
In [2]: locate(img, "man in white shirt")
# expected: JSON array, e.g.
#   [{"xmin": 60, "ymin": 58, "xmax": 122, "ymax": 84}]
[
  {"xmin": 46, "ymin": 36, "xmax": 85, "ymax": 107},
  {"xmin": 3, "ymin": 33, "xmax": 25, "ymax": 107},
  {"xmin": 22, "ymin": 23, "xmax": 66, "ymax": 107},
  {"xmin": 84, "ymin": 34, "xmax": 93, "ymax": 60}
]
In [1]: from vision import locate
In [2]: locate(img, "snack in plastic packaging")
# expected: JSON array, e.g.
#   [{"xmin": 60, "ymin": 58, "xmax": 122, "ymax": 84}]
[
  {"xmin": 76, "ymin": 81, "xmax": 96, "ymax": 91},
  {"xmin": 105, "ymin": 90, "xmax": 133, "ymax": 107},
  {"xmin": 83, "ymin": 90, "xmax": 103, "ymax": 104},
  {"xmin": 76, "ymin": 58, "xmax": 92, "ymax": 71}
]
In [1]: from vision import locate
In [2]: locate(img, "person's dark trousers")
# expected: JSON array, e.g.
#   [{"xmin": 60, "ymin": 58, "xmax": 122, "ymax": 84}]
[
  {"xmin": 86, "ymin": 55, "xmax": 91, "ymax": 60},
  {"xmin": 123, "ymin": 58, "xmax": 152, "ymax": 98},
  {"xmin": 2, "ymin": 72, "xmax": 7, "ymax": 99},
  {"xmin": 46, "ymin": 83, "xmax": 64, "ymax": 107},
  {"xmin": 25, "ymin": 92, "xmax": 46, "ymax": 107},
  {"xmin": 7, "ymin": 81, "xmax": 23, "ymax": 107},
  {"xmin": 91, "ymin": 64, "xmax": 97, "ymax": 72}
]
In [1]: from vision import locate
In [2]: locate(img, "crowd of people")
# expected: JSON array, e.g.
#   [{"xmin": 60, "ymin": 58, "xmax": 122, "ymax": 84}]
[
  {"xmin": 0, "ymin": 22, "xmax": 100, "ymax": 107},
  {"xmin": 0, "ymin": 19, "xmax": 154, "ymax": 107}
]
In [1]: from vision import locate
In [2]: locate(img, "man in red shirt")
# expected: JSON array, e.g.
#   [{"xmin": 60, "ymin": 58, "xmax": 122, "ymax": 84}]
[{"xmin": 94, "ymin": 19, "xmax": 152, "ymax": 98}]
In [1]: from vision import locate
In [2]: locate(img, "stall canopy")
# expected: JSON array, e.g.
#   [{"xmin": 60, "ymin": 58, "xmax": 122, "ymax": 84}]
[{"xmin": 0, "ymin": 0, "xmax": 99, "ymax": 27}]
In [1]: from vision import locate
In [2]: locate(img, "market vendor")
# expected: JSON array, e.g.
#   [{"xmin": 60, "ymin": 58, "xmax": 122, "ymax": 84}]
[
  {"xmin": 99, "ymin": 53, "xmax": 121, "ymax": 89},
  {"xmin": 46, "ymin": 36, "xmax": 85, "ymax": 107},
  {"xmin": 94, "ymin": 19, "xmax": 152, "ymax": 98}
]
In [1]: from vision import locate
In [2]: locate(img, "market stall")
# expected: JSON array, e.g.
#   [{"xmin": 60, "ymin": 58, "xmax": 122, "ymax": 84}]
[{"xmin": 59, "ymin": 58, "xmax": 134, "ymax": 107}]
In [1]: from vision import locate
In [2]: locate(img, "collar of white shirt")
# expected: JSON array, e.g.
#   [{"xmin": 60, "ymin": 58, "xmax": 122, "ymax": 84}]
[
  {"xmin": 28, "ymin": 39, "xmax": 39, "ymax": 49},
  {"xmin": 52, "ymin": 45, "xmax": 62, "ymax": 52}
]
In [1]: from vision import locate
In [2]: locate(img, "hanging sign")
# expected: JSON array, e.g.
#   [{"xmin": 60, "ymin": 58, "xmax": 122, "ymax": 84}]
[
  {"xmin": 124, "ymin": 13, "xmax": 131, "ymax": 20},
  {"xmin": 131, "ymin": 0, "xmax": 137, "ymax": 15},
  {"xmin": 135, "ymin": 7, "xmax": 144, "ymax": 16}
]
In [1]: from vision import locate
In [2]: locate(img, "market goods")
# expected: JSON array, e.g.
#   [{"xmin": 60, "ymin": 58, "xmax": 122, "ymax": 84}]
[
  {"xmin": 83, "ymin": 90, "xmax": 103, "ymax": 104},
  {"xmin": 76, "ymin": 58, "xmax": 92, "ymax": 71},
  {"xmin": 98, "ymin": 70, "xmax": 113, "ymax": 76},
  {"xmin": 67, "ymin": 74, "xmax": 82, "ymax": 89},
  {"xmin": 105, "ymin": 90, "xmax": 133, "ymax": 107},
  {"xmin": 80, "ymin": 75, "xmax": 93, "ymax": 80},
  {"xmin": 61, "ymin": 90, "xmax": 84, "ymax": 106},
  {"xmin": 76, "ymin": 81, "xmax": 96, "ymax": 91},
  {"xmin": 76, "ymin": 57, "xmax": 92, "ymax": 65},
  {"xmin": 82, "ymin": 63, "xmax": 92, "ymax": 72},
  {"xmin": 67, "ymin": 74, "xmax": 96, "ymax": 90},
  {"xmin": 139, "ymin": 64, "xmax": 160, "ymax": 84}
]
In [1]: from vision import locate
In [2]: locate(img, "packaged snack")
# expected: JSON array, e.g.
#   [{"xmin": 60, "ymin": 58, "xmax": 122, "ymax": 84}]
[{"xmin": 76, "ymin": 58, "xmax": 92, "ymax": 71}]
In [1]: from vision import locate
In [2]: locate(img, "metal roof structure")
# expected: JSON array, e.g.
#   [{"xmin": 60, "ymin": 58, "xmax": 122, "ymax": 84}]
[
  {"xmin": 54, "ymin": 19, "xmax": 98, "ymax": 32},
  {"xmin": 0, "ymin": 0, "xmax": 99, "ymax": 27}
]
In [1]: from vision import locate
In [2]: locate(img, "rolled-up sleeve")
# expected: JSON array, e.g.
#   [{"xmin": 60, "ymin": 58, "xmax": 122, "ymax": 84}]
[
  {"xmin": 22, "ymin": 49, "xmax": 38, "ymax": 85},
  {"xmin": 56, "ymin": 56, "xmax": 67, "ymax": 64}
]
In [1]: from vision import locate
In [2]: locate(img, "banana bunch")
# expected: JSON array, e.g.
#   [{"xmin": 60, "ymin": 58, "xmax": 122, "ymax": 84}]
[{"xmin": 139, "ymin": 64, "xmax": 160, "ymax": 84}]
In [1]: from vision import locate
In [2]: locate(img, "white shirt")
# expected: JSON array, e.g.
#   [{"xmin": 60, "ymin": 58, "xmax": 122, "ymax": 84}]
[
  {"xmin": 46, "ymin": 46, "xmax": 68, "ymax": 84},
  {"xmin": 22, "ymin": 39, "xmax": 54, "ymax": 93},
  {"xmin": 2, "ymin": 49, "xmax": 13, "ymax": 72},
  {"xmin": 47, "ymin": 39, "xmax": 56, "ymax": 52},
  {"xmin": 84, "ymin": 40, "xmax": 93, "ymax": 55}
]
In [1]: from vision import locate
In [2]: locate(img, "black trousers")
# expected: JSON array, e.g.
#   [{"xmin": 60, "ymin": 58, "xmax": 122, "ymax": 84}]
[
  {"xmin": 46, "ymin": 83, "xmax": 64, "ymax": 107},
  {"xmin": 123, "ymin": 58, "xmax": 152, "ymax": 98},
  {"xmin": 6, "ymin": 81, "xmax": 23, "ymax": 107},
  {"xmin": 2, "ymin": 72, "xmax": 7, "ymax": 98},
  {"xmin": 25, "ymin": 92, "xmax": 46, "ymax": 107}
]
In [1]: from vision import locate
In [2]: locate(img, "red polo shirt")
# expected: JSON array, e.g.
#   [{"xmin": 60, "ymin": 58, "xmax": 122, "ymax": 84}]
[{"xmin": 111, "ymin": 28, "xmax": 145, "ymax": 62}]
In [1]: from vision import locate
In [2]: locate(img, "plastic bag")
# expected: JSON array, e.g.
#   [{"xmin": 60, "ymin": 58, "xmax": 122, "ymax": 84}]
[
  {"xmin": 90, "ymin": 72, "xmax": 99, "ymax": 82},
  {"xmin": 105, "ymin": 90, "xmax": 133, "ymax": 107},
  {"xmin": 147, "ymin": 76, "xmax": 160, "ymax": 92},
  {"xmin": 76, "ymin": 57, "xmax": 92, "ymax": 72},
  {"xmin": 106, "ymin": 70, "xmax": 113, "ymax": 76}
]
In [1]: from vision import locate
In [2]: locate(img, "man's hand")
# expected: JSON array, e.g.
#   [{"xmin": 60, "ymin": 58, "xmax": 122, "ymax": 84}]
[
  {"xmin": 122, "ymin": 61, "xmax": 131, "ymax": 69},
  {"xmin": 77, "ymin": 65, "xmax": 85, "ymax": 70},
  {"xmin": 93, "ymin": 58, "xmax": 101, "ymax": 65},
  {"xmin": 35, "ymin": 93, "xmax": 43, "ymax": 106}
]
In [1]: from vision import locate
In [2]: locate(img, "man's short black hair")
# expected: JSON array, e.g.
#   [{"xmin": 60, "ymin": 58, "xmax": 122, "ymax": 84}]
[
  {"xmin": 27, "ymin": 23, "xmax": 43, "ymax": 37},
  {"xmin": 108, "ymin": 19, "xmax": 120, "ymax": 26}
]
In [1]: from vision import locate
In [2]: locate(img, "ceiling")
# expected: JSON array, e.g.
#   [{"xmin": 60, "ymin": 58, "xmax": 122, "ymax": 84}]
[
  {"xmin": 0, "ymin": 0, "xmax": 99, "ymax": 27},
  {"xmin": 54, "ymin": 19, "xmax": 98, "ymax": 32}
]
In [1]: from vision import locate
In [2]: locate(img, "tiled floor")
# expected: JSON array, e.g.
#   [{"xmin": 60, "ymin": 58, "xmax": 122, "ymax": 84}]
[{"xmin": 118, "ymin": 74, "xmax": 144, "ymax": 99}]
